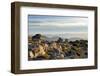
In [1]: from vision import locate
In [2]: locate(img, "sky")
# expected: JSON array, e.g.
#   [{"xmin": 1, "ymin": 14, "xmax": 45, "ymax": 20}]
[{"xmin": 28, "ymin": 15, "xmax": 88, "ymax": 39}]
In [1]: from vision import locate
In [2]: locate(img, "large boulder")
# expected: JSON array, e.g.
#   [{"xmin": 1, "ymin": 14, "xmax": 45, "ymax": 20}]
[{"xmin": 32, "ymin": 34, "xmax": 41, "ymax": 41}]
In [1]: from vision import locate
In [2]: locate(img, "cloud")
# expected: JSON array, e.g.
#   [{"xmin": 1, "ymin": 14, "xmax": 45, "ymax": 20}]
[
  {"xmin": 28, "ymin": 21, "xmax": 87, "ymax": 27},
  {"xmin": 28, "ymin": 15, "xmax": 88, "ymax": 39},
  {"xmin": 28, "ymin": 15, "xmax": 88, "ymax": 27}
]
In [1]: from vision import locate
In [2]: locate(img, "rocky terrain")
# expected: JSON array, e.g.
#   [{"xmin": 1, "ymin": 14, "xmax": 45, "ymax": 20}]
[{"xmin": 28, "ymin": 34, "xmax": 88, "ymax": 60}]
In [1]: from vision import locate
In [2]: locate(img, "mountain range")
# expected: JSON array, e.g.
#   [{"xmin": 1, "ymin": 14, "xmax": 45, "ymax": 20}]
[{"xmin": 31, "ymin": 34, "xmax": 85, "ymax": 42}]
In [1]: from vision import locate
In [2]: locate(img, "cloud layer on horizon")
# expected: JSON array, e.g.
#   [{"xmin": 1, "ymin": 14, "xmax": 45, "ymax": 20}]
[{"xmin": 28, "ymin": 15, "xmax": 88, "ymax": 39}]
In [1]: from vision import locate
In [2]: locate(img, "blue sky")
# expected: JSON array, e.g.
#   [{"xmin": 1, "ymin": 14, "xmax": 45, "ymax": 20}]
[{"xmin": 28, "ymin": 15, "xmax": 88, "ymax": 39}]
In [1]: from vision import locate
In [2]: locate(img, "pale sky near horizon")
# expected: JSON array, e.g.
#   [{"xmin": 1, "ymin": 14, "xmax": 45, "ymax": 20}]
[{"xmin": 28, "ymin": 15, "xmax": 88, "ymax": 39}]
